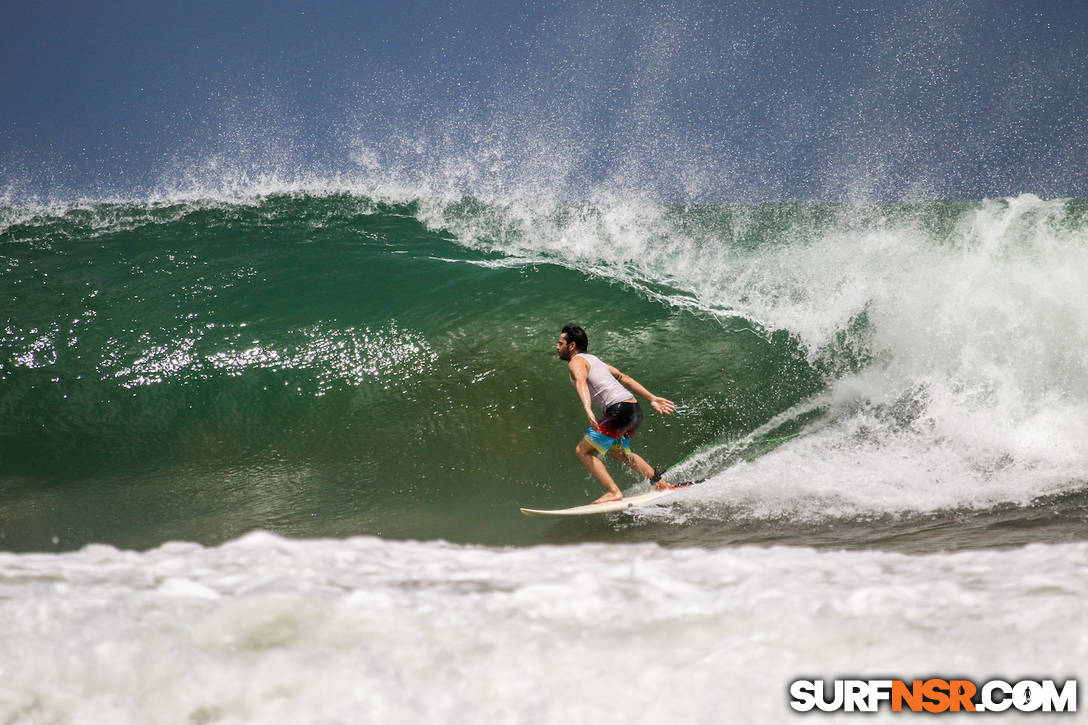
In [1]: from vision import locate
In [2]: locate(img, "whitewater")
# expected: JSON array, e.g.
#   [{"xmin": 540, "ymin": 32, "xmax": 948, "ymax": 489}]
[{"xmin": 2, "ymin": 533, "xmax": 1084, "ymax": 724}]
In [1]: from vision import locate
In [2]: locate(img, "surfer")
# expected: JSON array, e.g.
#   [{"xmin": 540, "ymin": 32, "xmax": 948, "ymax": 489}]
[{"xmin": 556, "ymin": 325, "xmax": 677, "ymax": 504}]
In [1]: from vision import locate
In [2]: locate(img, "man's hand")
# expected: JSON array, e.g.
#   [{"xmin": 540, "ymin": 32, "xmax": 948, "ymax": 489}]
[{"xmin": 650, "ymin": 396, "xmax": 676, "ymax": 415}]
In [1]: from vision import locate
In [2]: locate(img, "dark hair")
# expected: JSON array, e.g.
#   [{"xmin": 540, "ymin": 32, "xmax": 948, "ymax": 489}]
[{"xmin": 561, "ymin": 325, "xmax": 588, "ymax": 352}]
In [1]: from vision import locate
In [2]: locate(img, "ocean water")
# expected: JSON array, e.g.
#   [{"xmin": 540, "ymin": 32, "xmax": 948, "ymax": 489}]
[{"xmin": 2, "ymin": 188, "xmax": 1087, "ymax": 721}]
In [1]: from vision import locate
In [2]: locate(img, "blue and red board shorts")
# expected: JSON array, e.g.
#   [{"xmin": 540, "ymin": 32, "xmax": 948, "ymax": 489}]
[{"xmin": 583, "ymin": 401, "xmax": 644, "ymax": 455}]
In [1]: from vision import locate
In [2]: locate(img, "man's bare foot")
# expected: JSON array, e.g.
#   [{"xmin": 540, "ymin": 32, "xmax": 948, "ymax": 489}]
[
  {"xmin": 592, "ymin": 491, "xmax": 624, "ymax": 504},
  {"xmin": 654, "ymin": 481, "xmax": 676, "ymax": 491}
]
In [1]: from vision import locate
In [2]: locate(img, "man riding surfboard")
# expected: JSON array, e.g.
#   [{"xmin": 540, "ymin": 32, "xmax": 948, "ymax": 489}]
[{"xmin": 556, "ymin": 325, "xmax": 676, "ymax": 503}]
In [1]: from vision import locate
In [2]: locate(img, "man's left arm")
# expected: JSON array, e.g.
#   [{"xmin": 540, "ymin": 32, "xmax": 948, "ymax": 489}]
[{"xmin": 608, "ymin": 364, "xmax": 676, "ymax": 415}]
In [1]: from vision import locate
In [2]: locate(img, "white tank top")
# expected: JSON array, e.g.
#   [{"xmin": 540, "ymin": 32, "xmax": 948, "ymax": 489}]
[{"xmin": 569, "ymin": 353, "xmax": 634, "ymax": 413}]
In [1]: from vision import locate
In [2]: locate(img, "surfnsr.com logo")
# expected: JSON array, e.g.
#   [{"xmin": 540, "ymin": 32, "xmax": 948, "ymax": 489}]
[{"xmin": 789, "ymin": 678, "xmax": 1077, "ymax": 713}]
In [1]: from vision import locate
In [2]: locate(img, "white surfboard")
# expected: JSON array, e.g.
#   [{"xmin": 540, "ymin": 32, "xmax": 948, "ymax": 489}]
[{"xmin": 520, "ymin": 488, "xmax": 682, "ymax": 518}]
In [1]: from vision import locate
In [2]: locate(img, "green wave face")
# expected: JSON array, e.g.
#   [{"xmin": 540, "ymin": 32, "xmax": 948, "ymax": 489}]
[{"xmin": 3, "ymin": 193, "xmax": 1087, "ymax": 551}]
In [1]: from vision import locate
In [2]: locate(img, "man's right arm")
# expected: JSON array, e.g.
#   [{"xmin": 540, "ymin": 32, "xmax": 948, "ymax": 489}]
[{"xmin": 569, "ymin": 357, "xmax": 599, "ymax": 426}]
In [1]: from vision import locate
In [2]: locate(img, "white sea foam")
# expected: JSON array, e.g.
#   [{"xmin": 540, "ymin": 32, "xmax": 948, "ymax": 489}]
[{"xmin": 0, "ymin": 533, "xmax": 1082, "ymax": 723}]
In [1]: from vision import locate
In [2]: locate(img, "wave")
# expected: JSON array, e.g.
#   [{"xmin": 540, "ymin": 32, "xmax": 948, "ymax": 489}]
[{"xmin": 2, "ymin": 190, "xmax": 1088, "ymax": 549}]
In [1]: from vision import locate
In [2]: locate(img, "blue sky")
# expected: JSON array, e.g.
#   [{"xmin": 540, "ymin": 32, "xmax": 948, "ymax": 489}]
[{"xmin": 2, "ymin": 0, "xmax": 1086, "ymax": 200}]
